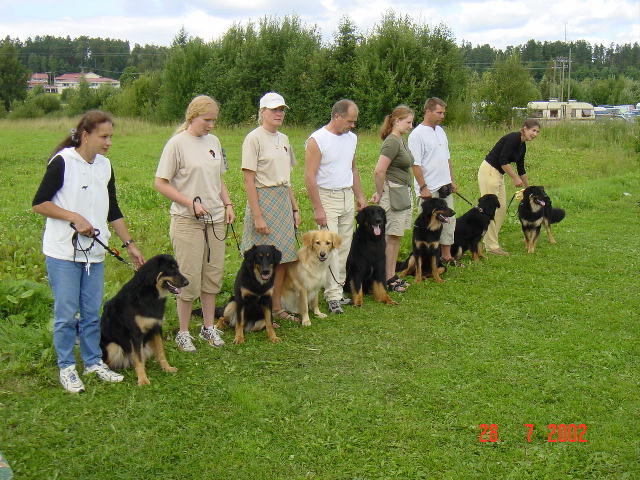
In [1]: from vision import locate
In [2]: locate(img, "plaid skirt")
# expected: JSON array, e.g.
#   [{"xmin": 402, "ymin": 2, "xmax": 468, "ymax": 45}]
[{"xmin": 241, "ymin": 185, "xmax": 298, "ymax": 263}]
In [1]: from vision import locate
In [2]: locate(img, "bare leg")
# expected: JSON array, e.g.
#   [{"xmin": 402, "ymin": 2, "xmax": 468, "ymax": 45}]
[
  {"xmin": 385, "ymin": 235, "xmax": 402, "ymax": 282},
  {"xmin": 177, "ymin": 298, "xmax": 194, "ymax": 332},
  {"xmin": 200, "ymin": 292, "xmax": 216, "ymax": 328}
]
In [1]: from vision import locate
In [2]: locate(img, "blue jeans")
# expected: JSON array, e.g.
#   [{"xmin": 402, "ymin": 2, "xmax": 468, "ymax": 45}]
[{"xmin": 45, "ymin": 257, "xmax": 104, "ymax": 369}]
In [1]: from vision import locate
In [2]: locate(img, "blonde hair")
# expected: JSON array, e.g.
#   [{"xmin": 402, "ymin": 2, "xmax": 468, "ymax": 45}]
[
  {"xmin": 380, "ymin": 105, "xmax": 414, "ymax": 140},
  {"xmin": 175, "ymin": 95, "xmax": 219, "ymax": 134}
]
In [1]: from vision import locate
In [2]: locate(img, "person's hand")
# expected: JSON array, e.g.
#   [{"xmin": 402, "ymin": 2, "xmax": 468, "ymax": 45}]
[
  {"xmin": 370, "ymin": 192, "xmax": 381, "ymax": 204},
  {"xmin": 293, "ymin": 210, "xmax": 301, "ymax": 228},
  {"xmin": 419, "ymin": 189, "xmax": 432, "ymax": 199},
  {"xmin": 513, "ymin": 177, "xmax": 524, "ymax": 188},
  {"xmin": 356, "ymin": 196, "xmax": 367, "ymax": 211},
  {"xmin": 225, "ymin": 206, "xmax": 235, "ymax": 224},
  {"xmin": 451, "ymin": 181, "xmax": 458, "ymax": 193},
  {"xmin": 254, "ymin": 215, "xmax": 270, "ymax": 235},
  {"xmin": 126, "ymin": 244, "xmax": 145, "ymax": 270},
  {"xmin": 314, "ymin": 206, "xmax": 327, "ymax": 227},
  {"xmin": 71, "ymin": 214, "xmax": 94, "ymax": 237},
  {"xmin": 193, "ymin": 202, "xmax": 209, "ymax": 218}
]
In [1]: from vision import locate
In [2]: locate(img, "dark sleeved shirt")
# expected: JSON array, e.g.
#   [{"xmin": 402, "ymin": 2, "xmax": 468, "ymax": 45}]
[
  {"xmin": 484, "ymin": 132, "xmax": 527, "ymax": 176},
  {"xmin": 32, "ymin": 155, "xmax": 124, "ymax": 222}
]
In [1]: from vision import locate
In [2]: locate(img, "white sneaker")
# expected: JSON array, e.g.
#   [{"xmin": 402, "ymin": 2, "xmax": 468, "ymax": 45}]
[
  {"xmin": 84, "ymin": 360, "xmax": 124, "ymax": 382},
  {"xmin": 175, "ymin": 331, "xmax": 197, "ymax": 352},
  {"xmin": 199, "ymin": 325, "xmax": 225, "ymax": 347},
  {"xmin": 59, "ymin": 365, "xmax": 85, "ymax": 393}
]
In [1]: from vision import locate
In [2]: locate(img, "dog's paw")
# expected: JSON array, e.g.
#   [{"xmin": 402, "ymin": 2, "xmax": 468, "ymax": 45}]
[
  {"xmin": 301, "ymin": 318, "xmax": 312, "ymax": 327},
  {"xmin": 163, "ymin": 365, "xmax": 178, "ymax": 373},
  {"xmin": 233, "ymin": 336, "xmax": 245, "ymax": 345},
  {"xmin": 270, "ymin": 335, "xmax": 281, "ymax": 343},
  {"xmin": 137, "ymin": 377, "xmax": 151, "ymax": 386},
  {"xmin": 315, "ymin": 312, "xmax": 327, "ymax": 319}
]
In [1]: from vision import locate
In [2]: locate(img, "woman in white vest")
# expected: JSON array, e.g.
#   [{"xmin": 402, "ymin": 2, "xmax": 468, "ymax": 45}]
[{"xmin": 32, "ymin": 110, "xmax": 145, "ymax": 393}]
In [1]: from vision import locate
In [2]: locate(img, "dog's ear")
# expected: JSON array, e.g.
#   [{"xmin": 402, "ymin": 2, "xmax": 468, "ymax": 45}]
[
  {"xmin": 272, "ymin": 246, "xmax": 282, "ymax": 265},
  {"xmin": 356, "ymin": 208, "xmax": 366, "ymax": 225},
  {"xmin": 243, "ymin": 245, "xmax": 257, "ymax": 262},
  {"xmin": 331, "ymin": 232, "xmax": 342, "ymax": 249},
  {"xmin": 302, "ymin": 231, "xmax": 314, "ymax": 247}
]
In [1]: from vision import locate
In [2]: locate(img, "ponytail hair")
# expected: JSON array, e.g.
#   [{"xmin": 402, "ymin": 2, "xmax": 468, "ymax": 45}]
[
  {"xmin": 380, "ymin": 104, "xmax": 414, "ymax": 140},
  {"xmin": 51, "ymin": 110, "xmax": 114, "ymax": 158},
  {"xmin": 521, "ymin": 118, "xmax": 541, "ymax": 132},
  {"xmin": 175, "ymin": 95, "xmax": 219, "ymax": 134}
]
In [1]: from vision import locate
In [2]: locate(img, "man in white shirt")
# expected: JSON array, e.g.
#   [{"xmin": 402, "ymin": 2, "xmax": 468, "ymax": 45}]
[
  {"xmin": 408, "ymin": 97, "xmax": 459, "ymax": 265},
  {"xmin": 305, "ymin": 99, "xmax": 367, "ymax": 314}
]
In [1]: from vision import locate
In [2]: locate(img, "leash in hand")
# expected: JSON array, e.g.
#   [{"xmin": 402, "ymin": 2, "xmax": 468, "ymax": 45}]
[{"xmin": 69, "ymin": 223, "xmax": 135, "ymax": 270}]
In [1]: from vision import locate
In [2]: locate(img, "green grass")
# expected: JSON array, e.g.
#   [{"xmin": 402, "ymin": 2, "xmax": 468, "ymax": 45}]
[{"xmin": 0, "ymin": 118, "xmax": 639, "ymax": 479}]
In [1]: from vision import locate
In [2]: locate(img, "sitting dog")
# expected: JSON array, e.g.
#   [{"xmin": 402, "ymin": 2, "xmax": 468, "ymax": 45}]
[
  {"xmin": 100, "ymin": 254, "xmax": 189, "ymax": 386},
  {"xmin": 344, "ymin": 205, "xmax": 395, "ymax": 306},
  {"xmin": 281, "ymin": 229, "xmax": 341, "ymax": 326},
  {"xmin": 451, "ymin": 194, "xmax": 501, "ymax": 261},
  {"xmin": 219, "ymin": 245, "xmax": 282, "ymax": 344},
  {"xmin": 397, "ymin": 197, "xmax": 455, "ymax": 283}
]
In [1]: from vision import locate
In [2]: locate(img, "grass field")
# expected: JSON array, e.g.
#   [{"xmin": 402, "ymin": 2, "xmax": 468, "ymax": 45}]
[{"xmin": 0, "ymin": 118, "xmax": 639, "ymax": 479}]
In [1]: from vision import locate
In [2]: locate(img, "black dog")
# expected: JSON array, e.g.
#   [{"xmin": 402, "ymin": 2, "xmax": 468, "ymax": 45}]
[
  {"xmin": 344, "ymin": 205, "xmax": 395, "ymax": 306},
  {"xmin": 451, "ymin": 194, "xmax": 501, "ymax": 261},
  {"xmin": 518, "ymin": 186, "xmax": 565, "ymax": 253},
  {"xmin": 397, "ymin": 197, "xmax": 455, "ymax": 283},
  {"xmin": 219, "ymin": 245, "xmax": 282, "ymax": 344},
  {"xmin": 101, "ymin": 254, "xmax": 189, "ymax": 385}
]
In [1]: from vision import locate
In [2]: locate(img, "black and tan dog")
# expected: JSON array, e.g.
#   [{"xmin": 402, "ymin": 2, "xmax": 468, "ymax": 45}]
[
  {"xmin": 100, "ymin": 254, "xmax": 189, "ymax": 386},
  {"xmin": 344, "ymin": 205, "xmax": 395, "ymax": 306},
  {"xmin": 218, "ymin": 244, "xmax": 282, "ymax": 344},
  {"xmin": 451, "ymin": 194, "xmax": 501, "ymax": 261},
  {"xmin": 397, "ymin": 197, "xmax": 455, "ymax": 283},
  {"xmin": 518, "ymin": 186, "xmax": 565, "ymax": 253}
]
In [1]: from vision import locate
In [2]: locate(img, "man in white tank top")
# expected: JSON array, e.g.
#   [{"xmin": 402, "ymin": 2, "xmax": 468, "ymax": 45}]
[{"xmin": 305, "ymin": 99, "xmax": 367, "ymax": 314}]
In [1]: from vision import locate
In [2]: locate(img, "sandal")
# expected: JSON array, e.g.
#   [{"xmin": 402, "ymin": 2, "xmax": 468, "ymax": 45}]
[
  {"xmin": 273, "ymin": 310, "xmax": 298, "ymax": 326},
  {"xmin": 386, "ymin": 276, "xmax": 408, "ymax": 292},
  {"xmin": 441, "ymin": 258, "xmax": 465, "ymax": 268}
]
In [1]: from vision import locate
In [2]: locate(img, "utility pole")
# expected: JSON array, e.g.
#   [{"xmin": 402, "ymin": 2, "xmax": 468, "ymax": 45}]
[{"xmin": 567, "ymin": 47, "xmax": 572, "ymax": 101}]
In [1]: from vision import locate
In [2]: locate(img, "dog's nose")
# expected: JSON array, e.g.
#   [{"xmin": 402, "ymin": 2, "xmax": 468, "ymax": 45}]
[{"xmin": 320, "ymin": 252, "xmax": 326, "ymax": 258}]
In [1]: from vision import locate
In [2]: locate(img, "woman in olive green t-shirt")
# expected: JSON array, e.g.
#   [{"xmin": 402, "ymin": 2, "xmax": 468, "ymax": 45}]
[{"xmin": 371, "ymin": 105, "xmax": 415, "ymax": 292}]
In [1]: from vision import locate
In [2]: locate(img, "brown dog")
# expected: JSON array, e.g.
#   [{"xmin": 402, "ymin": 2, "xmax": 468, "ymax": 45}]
[{"xmin": 281, "ymin": 229, "xmax": 341, "ymax": 326}]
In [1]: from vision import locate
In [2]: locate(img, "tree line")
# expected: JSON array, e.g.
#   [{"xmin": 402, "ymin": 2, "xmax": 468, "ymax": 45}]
[{"xmin": 1, "ymin": 13, "xmax": 639, "ymax": 126}]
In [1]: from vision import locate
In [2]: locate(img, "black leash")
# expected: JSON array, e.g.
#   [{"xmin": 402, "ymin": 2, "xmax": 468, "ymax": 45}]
[
  {"xmin": 70, "ymin": 223, "xmax": 134, "ymax": 270},
  {"xmin": 506, "ymin": 192, "xmax": 517, "ymax": 216},
  {"xmin": 455, "ymin": 191, "xmax": 475, "ymax": 208},
  {"xmin": 193, "ymin": 196, "xmax": 242, "ymax": 260}
]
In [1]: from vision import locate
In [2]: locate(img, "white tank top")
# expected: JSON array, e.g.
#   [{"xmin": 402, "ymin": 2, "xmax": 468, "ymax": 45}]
[{"xmin": 308, "ymin": 127, "xmax": 357, "ymax": 189}]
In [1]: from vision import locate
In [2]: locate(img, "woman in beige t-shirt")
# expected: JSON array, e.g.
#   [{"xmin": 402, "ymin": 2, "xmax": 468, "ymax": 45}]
[
  {"xmin": 241, "ymin": 92, "xmax": 300, "ymax": 324},
  {"xmin": 155, "ymin": 95, "xmax": 235, "ymax": 352}
]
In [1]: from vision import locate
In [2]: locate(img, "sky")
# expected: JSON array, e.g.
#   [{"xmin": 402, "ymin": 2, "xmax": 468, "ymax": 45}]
[{"xmin": 1, "ymin": 0, "xmax": 638, "ymax": 49}]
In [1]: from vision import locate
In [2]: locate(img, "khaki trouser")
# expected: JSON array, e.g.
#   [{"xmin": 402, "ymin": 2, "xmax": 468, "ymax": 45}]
[
  {"xmin": 318, "ymin": 187, "xmax": 354, "ymax": 302},
  {"xmin": 478, "ymin": 161, "xmax": 506, "ymax": 251}
]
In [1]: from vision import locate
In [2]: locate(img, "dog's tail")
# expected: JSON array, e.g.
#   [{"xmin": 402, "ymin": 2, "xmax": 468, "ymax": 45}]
[
  {"xmin": 395, "ymin": 255, "xmax": 410, "ymax": 273},
  {"xmin": 548, "ymin": 208, "xmax": 565, "ymax": 224}
]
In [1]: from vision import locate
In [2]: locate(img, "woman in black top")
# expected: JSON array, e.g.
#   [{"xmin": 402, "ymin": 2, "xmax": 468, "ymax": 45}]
[{"xmin": 477, "ymin": 119, "xmax": 541, "ymax": 255}]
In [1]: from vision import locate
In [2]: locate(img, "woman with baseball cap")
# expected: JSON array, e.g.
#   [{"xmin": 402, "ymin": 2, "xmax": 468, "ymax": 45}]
[{"xmin": 240, "ymin": 92, "xmax": 300, "ymax": 326}]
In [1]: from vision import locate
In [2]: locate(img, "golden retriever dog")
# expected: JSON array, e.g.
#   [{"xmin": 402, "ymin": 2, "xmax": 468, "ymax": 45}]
[{"xmin": 280, "ymin": 229, "xmax": 341, "ymax": 326}]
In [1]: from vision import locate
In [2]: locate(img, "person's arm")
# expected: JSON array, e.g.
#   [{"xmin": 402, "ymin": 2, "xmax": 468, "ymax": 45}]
[
  {"xmin": 110, "ymin": 217, "xmax": 144, "ymax": 268},
  {"xmin": 520, "ymin": 174, "xmax": 529, "ymax": 188},
  {"xmin": 304, "ymin": 137, "xmax": 327, "ymax": 226},
  {"xmin": 448, "ymin": 157, "xmax": 458, "ymax": 193},
  {"xmin": 371, "ymin": 155, "xmax": 392, "ymax": 204},
  {"xmin": 412, "ymin": 165, "xmax": 431, "ymax": 198},
  {"xmin": 351, "ymin": 156, "xmax": 367, "ymax": 211},
  {"xmin": 501, "ymin": 164, "xmax": 524, "ymax": 187},
  {"xmin": 33, "ymin": 201, "xmax": 94, "ymax": 236},
  {"xmin": 288, "ymin": 186, "xmax": 301, "ymax": 227},
  {"xmin": 243, "ymin": 169, "xmax": 269, "ymax": 234},
  {"xmin": 220, "ymin": 180, "xmax": 235, "ymax": 224}
]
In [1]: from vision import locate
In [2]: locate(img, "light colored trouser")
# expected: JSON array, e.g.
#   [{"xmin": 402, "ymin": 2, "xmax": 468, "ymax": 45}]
[
  {"xmin": 478, "ymin": 160, "xmax": 507, "ymax": 250},
  {"xmin": 318, "ymin": 187, "xmax": 354, "ymax": 301}
]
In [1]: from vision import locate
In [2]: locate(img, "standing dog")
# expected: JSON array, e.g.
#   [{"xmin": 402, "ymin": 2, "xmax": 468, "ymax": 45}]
[
  {"xmin": 345, "ymin": 206, "xmax": 395, "ymax": 306},
  {"xmin": 220, "ymin": 245, "xmax": 282, "ymax": 344},
  {"xmin": 397, "ymin": 197, "xmax": 455, "ymax": 283},
  {"xmin": 451, "ymin": 194, "xmax": 501, "ymax": 261},
  {"xmin": 100, "ymin": 254, "xmax": 189, "ymax": 386},
  {"xmin": 281, "ymin": 229, "xmax": 341, "ymax": 326}
]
